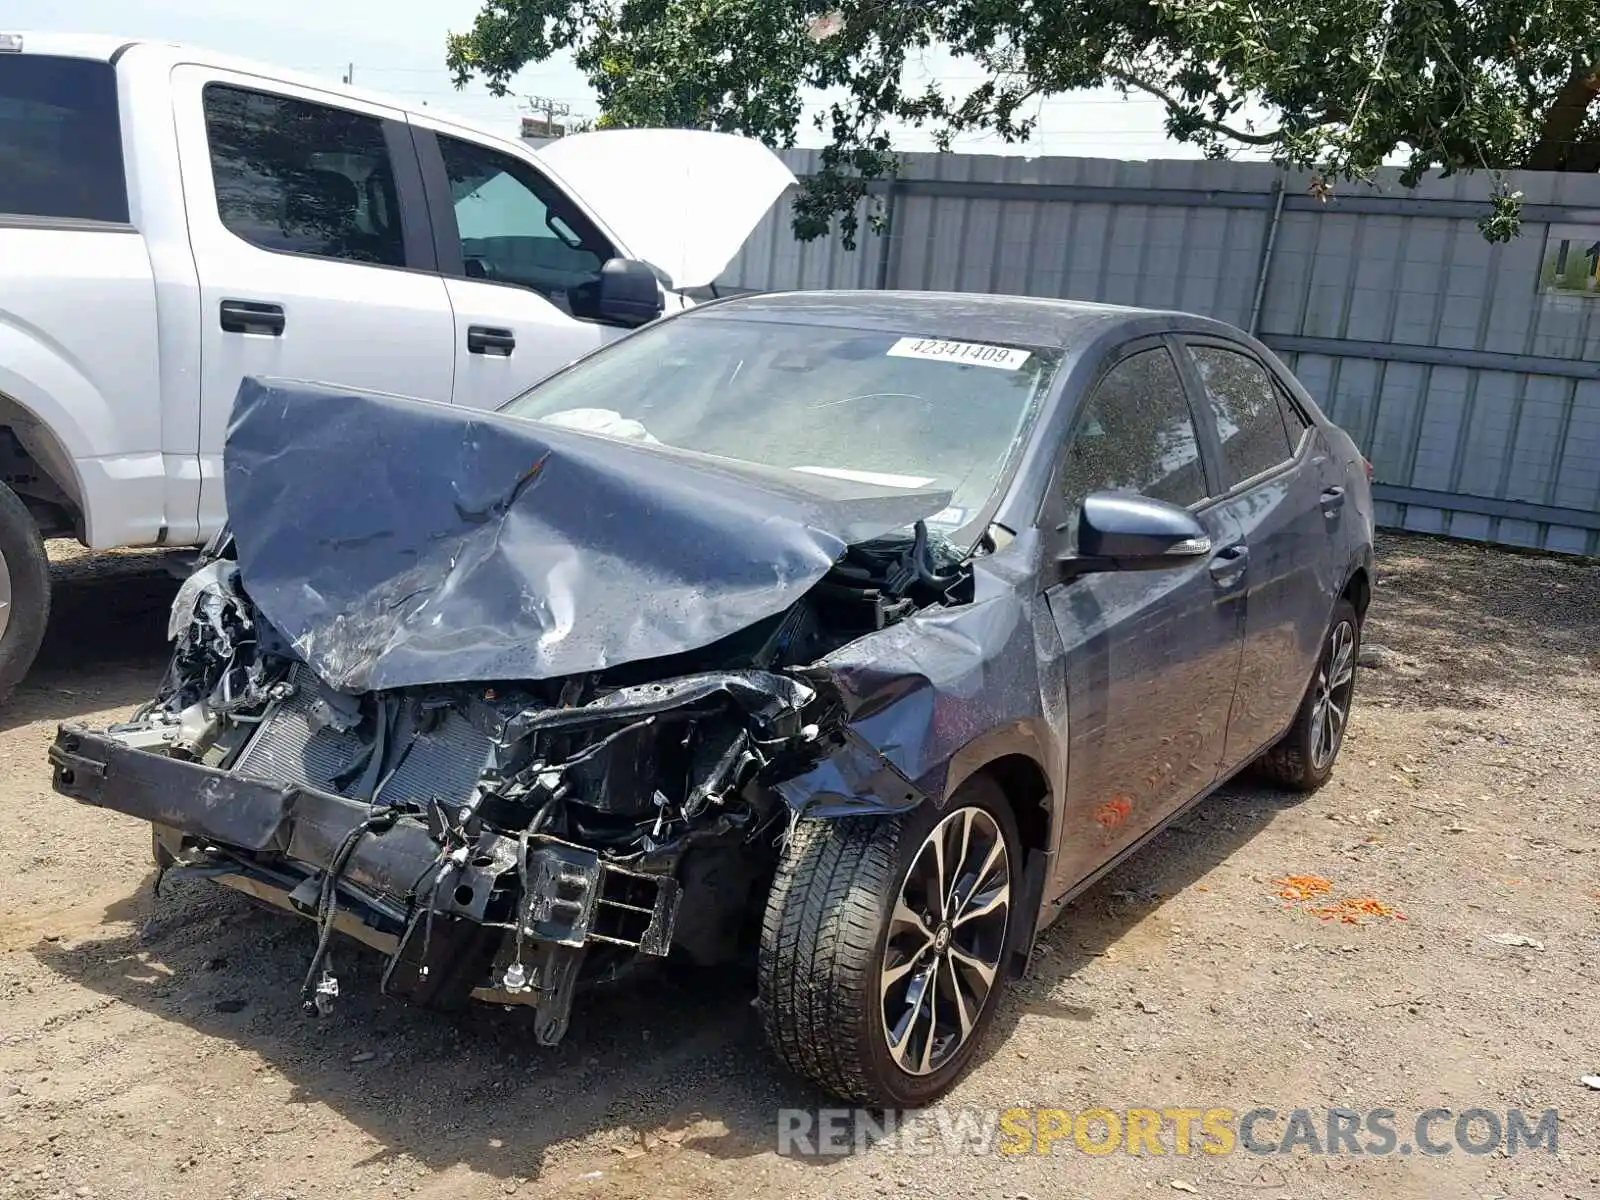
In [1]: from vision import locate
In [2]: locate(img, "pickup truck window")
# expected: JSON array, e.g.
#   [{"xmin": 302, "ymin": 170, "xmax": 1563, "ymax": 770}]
[
  {"xmin": 437, "ymin": 133, "xmax": 611, "ymax": 307},
  {"xmin": 202, "ymin": 84, "xmax": 406, "ymax": 268},
  {"xmin": 0, "ymin": 55, "xmax": 127, "ymax": 223}
]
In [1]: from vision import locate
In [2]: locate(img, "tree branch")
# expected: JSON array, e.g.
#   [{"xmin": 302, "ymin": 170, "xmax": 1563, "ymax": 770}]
[
  {"xmin": 1103, "ymin": 66, "xmax": 1284, "ymax": 145},
  {"xmin": 1566, "ymin": 139, "xmax": 1600, "ymax": 174},
  {"xmin": 1526, "ymin": 64, "xmax": 1600, "ymax": 170}
]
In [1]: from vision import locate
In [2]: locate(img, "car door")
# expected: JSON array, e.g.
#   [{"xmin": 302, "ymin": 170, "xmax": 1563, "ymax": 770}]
[
  {"xmin": 409, "ymin": 122, "xmax": 631, "ymax": 411},
  {"xmin": 1174, "ymin": 338, "xmax": 1341, "ymax": 769},
  {"xmin": 174, "ymin": 68, "xmax": 455, "ymax": 536},
  {"xmin": 1042, "ymin": 341, "xmax": 1248, "ymax": 894}
]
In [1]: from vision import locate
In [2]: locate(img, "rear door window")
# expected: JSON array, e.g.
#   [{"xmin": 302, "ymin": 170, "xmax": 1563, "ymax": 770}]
[
  {"xmin": 202, "ymin": 84, "xmax": 407, "ymax": 268},
  {"xmin": 0, "ymin": 54, "xmax": 128, "ymax": 223},
  {"xmin": 1187, "ymin": 345, "xmax": 1296, "ymax": 486}
]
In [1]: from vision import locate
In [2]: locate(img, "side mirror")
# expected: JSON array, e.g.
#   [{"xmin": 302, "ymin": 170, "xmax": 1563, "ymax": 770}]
[
  {"xmin": 593, "ymin": 257, "xmax": 665, "ymax": 327},
  {"xmin": 1058, "ymin": 491, "xmax": 1212, "ymax": 579}
]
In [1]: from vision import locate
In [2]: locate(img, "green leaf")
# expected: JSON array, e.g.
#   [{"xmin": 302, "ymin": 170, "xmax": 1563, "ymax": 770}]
[{"xmin": 446, "ymin": 0, "xmax": 1600, "ymax": 242}]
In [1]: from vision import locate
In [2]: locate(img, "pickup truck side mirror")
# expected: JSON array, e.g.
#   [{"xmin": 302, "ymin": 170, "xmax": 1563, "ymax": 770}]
[
  {"xmin": 1056, "ymin": 491, "xmax": 1212, "ymax": 580},
  {"xmin": 592, "ymin": 258, "xmax": 665, "ymax": 327}
]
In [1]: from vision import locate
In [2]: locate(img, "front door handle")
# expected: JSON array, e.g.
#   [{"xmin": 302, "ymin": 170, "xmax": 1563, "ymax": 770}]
[
  {"xmin": 467, "ymin": 325, "xmax": 516, "ymax": 356},
  {"xmin": 1321, "ymin": 485, "xmax": 1346, "ymax": 516},
  {"xmin": 1209, "ymin": 543, "xmax": 1249, "ymax": 588},
  {"xmin": 220, "ymin": 300, "xmax": 285, "ymax": 335}
]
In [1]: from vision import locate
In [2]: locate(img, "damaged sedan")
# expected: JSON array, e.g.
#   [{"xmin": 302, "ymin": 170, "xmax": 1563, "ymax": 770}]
[{"xmin": 51, "ymin": 291, "xmax": 1374, "ymax": 1106}]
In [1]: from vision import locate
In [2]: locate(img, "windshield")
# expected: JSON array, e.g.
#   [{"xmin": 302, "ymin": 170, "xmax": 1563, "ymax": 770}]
[{"xmin": 499, "ymin": 314, "xmax": 1057, "ymax": 535}]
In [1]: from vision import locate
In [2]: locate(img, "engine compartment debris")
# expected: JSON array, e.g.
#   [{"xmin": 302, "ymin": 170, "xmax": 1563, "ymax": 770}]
[{"xmin": 50, "ymin": 378, "xmax": 996, "ymax": 1040}]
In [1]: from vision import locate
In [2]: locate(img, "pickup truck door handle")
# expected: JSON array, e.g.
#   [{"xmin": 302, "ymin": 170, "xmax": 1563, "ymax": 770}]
[
  {"xmin": 1321, "ymin": 485, "xmax": 1347, "ymax": 515},
  {"xmin": 1208, "ymin": 542, "xmax": 1249, "ymax": 588},
  {"xmin": 467, "ymin": 326, "xmax": 516, "ymax": 356},
  {"xmin": 220, "ymin": 300, "xmax": 285, "ymax": 336}
]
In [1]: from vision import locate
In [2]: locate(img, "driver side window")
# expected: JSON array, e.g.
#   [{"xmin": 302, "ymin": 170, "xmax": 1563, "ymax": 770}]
[
  {"xmin": 436, "ymin": 134, "xmax": 612, "ymax": 310},
  {"xmin": 1060, "ymin": 347, "xmax": 1208, "ymax": 548}
]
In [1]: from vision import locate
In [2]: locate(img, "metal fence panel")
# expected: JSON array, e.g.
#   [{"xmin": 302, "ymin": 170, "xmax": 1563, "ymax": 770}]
[{"xmin": 720, "ymin": 149, "xmax": 1600, "ymax": 554}]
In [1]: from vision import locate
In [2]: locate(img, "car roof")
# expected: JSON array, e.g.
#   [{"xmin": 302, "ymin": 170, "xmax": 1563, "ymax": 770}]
[{"xmin": 695, "ymin": 289, "xmax": 1221, "ymax": 351}]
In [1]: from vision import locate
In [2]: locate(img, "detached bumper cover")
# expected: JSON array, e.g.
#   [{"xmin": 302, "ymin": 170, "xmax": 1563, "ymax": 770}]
[{"xmin": 47, "ymin": 725, "xmax": 678, "ymax": 956}]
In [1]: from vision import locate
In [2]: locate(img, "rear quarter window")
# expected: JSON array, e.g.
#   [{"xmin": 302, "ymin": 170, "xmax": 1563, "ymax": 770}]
[
  {"xmin": 1275, "ymin": 381, "xmax": 1312, "ymax": 445},
  {"xmin": 0, "ymin": 54, "xmax": 128, "ymax": 223}
]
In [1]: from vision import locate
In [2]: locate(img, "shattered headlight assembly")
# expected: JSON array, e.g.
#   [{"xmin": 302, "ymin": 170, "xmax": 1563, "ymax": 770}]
[
  {"xmin": 168, "ymin": 559, "xmax": 250, "ymax": 652},
  {"xmin": 158, "ymin": 557, "xmax": 267, "ymax": 758}
]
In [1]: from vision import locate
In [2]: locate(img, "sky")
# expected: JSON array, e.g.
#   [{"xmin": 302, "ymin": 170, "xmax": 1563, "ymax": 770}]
[{"xmin": 11, "ymin": 0, "xmax": 1269, "ymax": 160}]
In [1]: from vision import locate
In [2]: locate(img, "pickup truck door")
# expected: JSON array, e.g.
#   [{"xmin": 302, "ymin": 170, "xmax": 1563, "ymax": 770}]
[
  {"xmin": 406, "ymin": 116, "xmax": 630, "ymax": 411},
  {"xmin": 407, "ymin": 120, "xmax": 798, "ymax": 412},
  {"xmin": 170, "ymin": 65, "xmax": 455, "ymax": 536}
]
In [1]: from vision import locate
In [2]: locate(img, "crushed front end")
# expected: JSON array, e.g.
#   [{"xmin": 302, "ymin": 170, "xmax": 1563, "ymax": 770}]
[
  {"xmin": 49, "ymin": 560, "xmax": 835, "ymax": 1040},
  {"xmin": 48, "ymin": 378, "xmax": 977, "ymax": 1042}
]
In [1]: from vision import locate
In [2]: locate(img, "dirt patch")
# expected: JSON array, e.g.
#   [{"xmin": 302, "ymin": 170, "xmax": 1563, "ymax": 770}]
[{"xmin": 0, "ymin": 533, "xmax": 1594, "ymax": 1200}]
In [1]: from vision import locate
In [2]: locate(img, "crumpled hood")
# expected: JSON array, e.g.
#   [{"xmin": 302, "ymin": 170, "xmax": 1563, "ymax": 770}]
[
  {"xmin": 535, "ymin": 129, "xmax": 795, "ymax": 289},
  {"xmin": 222, "ymin": 378, "xmax": 949, "ymax": 692}
]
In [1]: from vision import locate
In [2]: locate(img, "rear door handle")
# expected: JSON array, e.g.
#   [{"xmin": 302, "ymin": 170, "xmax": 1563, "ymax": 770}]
[
  {"xmin": 1321, "ymin": 485, "xmax": 1346, "ymax": 515},
  {"xmin": 467, "ymin": 325, "xmax": 516, "ymax": 356},
  {"xmin": 220, "ymin": 300, "xmax": 285, "ymax": 336},
  {"xmin": 1209, "ymin": 543, "xmax": 1249, "ymax": 587}
]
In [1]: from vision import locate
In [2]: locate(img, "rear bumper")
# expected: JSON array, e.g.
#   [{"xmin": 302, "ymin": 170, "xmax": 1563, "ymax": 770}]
[{"xmin": 49, "ymin": 725, "xmax": 679, "ymax": 993}]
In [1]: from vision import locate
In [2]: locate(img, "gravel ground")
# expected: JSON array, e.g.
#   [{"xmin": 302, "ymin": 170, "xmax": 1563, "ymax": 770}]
[{"xmin": 0, "ymin": 533, "xmax": 1595, "ymax": 1200}]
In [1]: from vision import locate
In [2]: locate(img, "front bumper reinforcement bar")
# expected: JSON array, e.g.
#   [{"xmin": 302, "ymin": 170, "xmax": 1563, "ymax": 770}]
[{"xmin": 49, "ymin": 726, "xmax": 680, "ymax": 1021}]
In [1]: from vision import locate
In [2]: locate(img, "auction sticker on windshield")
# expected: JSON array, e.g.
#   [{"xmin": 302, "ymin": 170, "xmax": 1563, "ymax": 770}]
[{"xmin": 888, "ymin": 337, "xmax": 1031, "ymax": 370}]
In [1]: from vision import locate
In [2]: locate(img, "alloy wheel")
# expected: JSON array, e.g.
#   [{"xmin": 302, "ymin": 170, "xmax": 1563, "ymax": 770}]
[
  {"xmin": 880, "ymin": 806, "xmax": 1011, "ymax": 1076},
  {"xmin": 1310, "ymin": 619, "xmax": 1356, "ymax": 769}
]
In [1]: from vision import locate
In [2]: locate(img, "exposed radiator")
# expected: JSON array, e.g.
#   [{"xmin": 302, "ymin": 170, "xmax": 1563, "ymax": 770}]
[{"xmin": 232, "ymin": 675, "xmax": 494, "ymax": 807}]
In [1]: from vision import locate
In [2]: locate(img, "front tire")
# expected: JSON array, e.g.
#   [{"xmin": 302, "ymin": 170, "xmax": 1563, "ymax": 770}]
[
  {"xmin": 1253, "ymin": 597, "xmax": 1360, "ymax": 791},
  {"xmin": 0, "ymin": 482, "xmax": 50, "ymax": 703},
  {"xmin": 757, "ymin": 776, "xmax": 1019, "ymax": 1106}
]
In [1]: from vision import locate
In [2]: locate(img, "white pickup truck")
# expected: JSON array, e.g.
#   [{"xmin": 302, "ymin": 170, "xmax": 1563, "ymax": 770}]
[{"xmin": 0, "ymin": 30, "xmax": 796, "ymax": 696}]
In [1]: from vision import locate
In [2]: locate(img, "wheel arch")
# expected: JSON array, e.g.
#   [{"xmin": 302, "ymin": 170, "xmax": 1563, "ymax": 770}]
[
  {"xmin": 774, "ymin": 715, "xmax": 1061, "ymax": 973},
  {"xmin": 0, "ymin": 363, "xmax": 93, "ymax": 539},
  {"xmin": 942, "ymin": 730, "xmax": 1058, "ymax": 976},
  {"xmin": 945, "ymin": 749, "xmax": 1053, "ymax": 860},
  {"xmin": 1341, "ymin": 563, "xmax": 1372, "ymax": 622}
]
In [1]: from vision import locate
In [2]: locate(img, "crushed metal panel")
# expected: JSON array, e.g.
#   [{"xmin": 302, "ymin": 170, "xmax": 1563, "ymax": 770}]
[
  {"xmin": 222, "ymin": 377, "xmax": 949, "ymax": 691},
  {"xmin": 779, "ymin": 535, "xmax": 1061, "ymax": 818}
]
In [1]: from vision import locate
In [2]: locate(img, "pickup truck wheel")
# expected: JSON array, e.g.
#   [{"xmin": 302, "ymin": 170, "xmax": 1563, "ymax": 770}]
[
  {"xmin": 757, "ymin": 776, "xmax": 1018, "ymax": 1107},
  {"xmin": 0, "ymin": 482, "xmax": 50, "ymax": 703}
]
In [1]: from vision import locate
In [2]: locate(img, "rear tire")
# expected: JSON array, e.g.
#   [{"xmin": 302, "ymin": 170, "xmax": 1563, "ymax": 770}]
[
  {"xmin": 0, "ymin": 482, "xmax": 49, "ymax": 704},
  {"xmin": 1253, "ymin": 597, "xmax": 1360, "ymax": 792},
  {"xmin": 757, "ymin": 776, "xmax": 1019, "ymax": 1107}
]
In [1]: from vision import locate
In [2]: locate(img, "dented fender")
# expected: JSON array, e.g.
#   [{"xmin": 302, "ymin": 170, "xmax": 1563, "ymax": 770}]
[{"xmin": 770, "ymin": 531, "xmax": 1066, "ymax": 834}]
